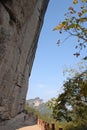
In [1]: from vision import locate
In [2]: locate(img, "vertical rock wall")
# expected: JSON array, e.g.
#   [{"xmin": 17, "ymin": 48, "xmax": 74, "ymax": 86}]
[{"xmin": 0, "ymin": 0, "xmax": 49, "ymax": 120}]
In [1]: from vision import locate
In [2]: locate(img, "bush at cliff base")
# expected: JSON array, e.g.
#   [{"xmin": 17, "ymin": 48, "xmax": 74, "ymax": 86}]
[{"xmin": 64, "ymin": 120, "xmax": 87, "ymax": 130}]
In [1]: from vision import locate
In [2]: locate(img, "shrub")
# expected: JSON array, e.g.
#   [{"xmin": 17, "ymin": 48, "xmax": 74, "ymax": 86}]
[{"xmin": 64, "ymin": 121, "xmax": 87, "ymax": 130}]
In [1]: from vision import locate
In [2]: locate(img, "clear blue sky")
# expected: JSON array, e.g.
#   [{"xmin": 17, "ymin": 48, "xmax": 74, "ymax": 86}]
[{"xmin": 26, "ymin": 0, "xmax": 86, "ymax": 102}]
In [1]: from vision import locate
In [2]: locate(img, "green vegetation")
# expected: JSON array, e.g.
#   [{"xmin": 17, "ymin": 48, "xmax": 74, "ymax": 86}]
[
  {"xmin": 52, "ymin": 70, "xmax": 87, "ymax": 122},
  {"xmin": 25, "ymin": 104, "xmax": 39, "ymax": 117},
  {"xmin": 63, "ymin": 121, "xmax": 87, "ymax": 130},
  {"xmin": 25, "ymin": 104, "xmax": 65, "ymax": 130},
  {"xmin": 26, "ymin": 66, "xmax": 87, "ymax": 130},
  {"xmin": 25, "ymin": 98, "xmax": 53, "ymax": 123},
  {"xmin": 47, "ymin": 69, "xmax": 87, "ymax": 130},
  {"xmin": 52, "ymin": 1, "xmax": 87, "ymax": 128}
]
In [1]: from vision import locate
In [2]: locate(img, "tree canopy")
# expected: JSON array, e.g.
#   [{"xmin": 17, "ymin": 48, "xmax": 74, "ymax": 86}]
[
  {"xmin": 53, "ymin": 0, "xmax": 87, "ymax": 59},
  {"xmin": 50, "ymin": 1, "xmax": 87, "ymax": 129},
  {"xmin": 51, "ymin": 70, "xmax": 87, "ymax": 122}
]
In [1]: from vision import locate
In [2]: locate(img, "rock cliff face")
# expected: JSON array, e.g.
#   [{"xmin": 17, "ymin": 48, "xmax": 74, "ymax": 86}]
[{"xmin": 0, "ymin": 0, "xmax": 49, "ymax": 120}]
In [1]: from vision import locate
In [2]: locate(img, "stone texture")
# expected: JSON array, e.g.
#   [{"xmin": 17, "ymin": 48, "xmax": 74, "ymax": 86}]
[
  {"xmin": 0, "ymin": 0, "xmax": 49, "ymax": 121},
  {"xmin": 0, "ymin": 112, "xmax": 37, "ymax": 130}
]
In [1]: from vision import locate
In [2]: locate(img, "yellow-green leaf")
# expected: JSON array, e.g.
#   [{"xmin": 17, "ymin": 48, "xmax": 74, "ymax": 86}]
[
  {"xmin": 82, "ymin": 0, "xmax": 87, "ymax": 2},
  {"xmin": 73, "ymin": 0, "xmax": 78, "ymax": 4},
  {"xmin": 53, "ymin": 23, "xmax": 64, "ymax": 31},
  {"xmin": 82, "ymin": 9, "xmax": 87, "ymax": 14},
  {"xmin": 79, "ymin": 18, "xmax": 87, "ymax": 22}
]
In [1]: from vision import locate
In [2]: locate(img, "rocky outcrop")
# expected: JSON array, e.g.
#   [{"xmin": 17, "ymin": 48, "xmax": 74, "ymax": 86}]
[
  {"xmin": 0, "ymin": 0, "xmax": 49, "ymax": 121},
  {"xmin": 0, "ymin": 112, "xmax": 37, "ymax": 130},
  {"xmin": 26, "ymin": 97, "xmax": 43, "ymax": 107}
]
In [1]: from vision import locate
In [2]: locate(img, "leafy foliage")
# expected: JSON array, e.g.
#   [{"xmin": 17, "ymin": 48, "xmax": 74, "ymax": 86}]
[
  {"xmin": 25, "ymin": 104, "xmax": 39, "ymax": 116},
  {"xmin": 64, "ymin": 121, "xmax": 87, "ymax": 130},
  {"xmin": 26, "ymin": 99, "xmax": 54, "ymax": 123},
  {"xmin": 51, "ymin": 70, "xmax": 87, "ymax": 123},
  {"xmin": 53, "ymin": 0, "xmax": 87, "ymax": 58}
]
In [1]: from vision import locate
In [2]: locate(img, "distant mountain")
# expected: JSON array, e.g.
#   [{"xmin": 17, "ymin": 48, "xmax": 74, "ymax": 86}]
[
  {"xmin": 26, "ymin": 97, "xmax": 52, "ymax": 115},
  {"xmin": 26, "ymin": 97, "xmax": 43, "ymax": 107}
]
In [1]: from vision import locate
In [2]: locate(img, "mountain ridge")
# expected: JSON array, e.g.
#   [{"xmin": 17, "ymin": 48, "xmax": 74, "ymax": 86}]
[{"xmin": 26, "ymin": 97, "xmax": 52, "ymax": 115}]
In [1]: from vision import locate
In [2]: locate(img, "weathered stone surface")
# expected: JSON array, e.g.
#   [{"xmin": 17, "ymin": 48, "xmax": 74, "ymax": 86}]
[
  {"xmin": 0, "ymin": 112, "xmax": 37, "ymax": 130},
  {"xmin": 0, "ymin": 0, "xmax": 49, "ymax": 121}
]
